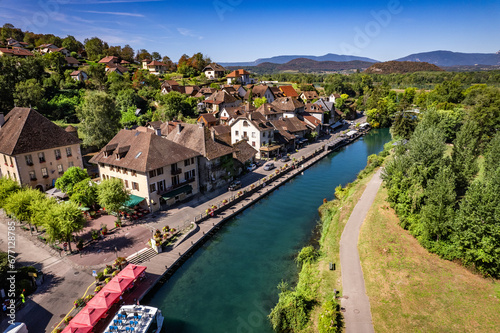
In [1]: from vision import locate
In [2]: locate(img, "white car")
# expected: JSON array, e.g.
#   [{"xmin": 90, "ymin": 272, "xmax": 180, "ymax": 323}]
[
  {"xmin": 247, "ymin": 163, "xmax": 257, "ymax": 171},
  {"xmin": 263, "ymin": 162, "xmax": 275, "ymax": 171}
]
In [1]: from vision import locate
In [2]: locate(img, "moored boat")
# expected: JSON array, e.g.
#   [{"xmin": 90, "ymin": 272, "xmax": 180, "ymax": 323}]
[{"xmin": 104, "ymin": 305, "xmax": 163, "ymax": 333}]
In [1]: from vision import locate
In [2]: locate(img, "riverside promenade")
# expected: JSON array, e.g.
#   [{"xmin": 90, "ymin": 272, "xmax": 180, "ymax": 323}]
[{"xmin": 0, "ymin": 119, "xmax": 370, "ymax": 332}]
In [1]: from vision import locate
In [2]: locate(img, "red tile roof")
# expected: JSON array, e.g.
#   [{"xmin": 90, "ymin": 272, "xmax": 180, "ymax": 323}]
[
  {"xmin": 279, "ymin": 85, "xmax": 299, "ymax": 98},
  {"xmin": 0, "ymin": 48, "xmax": 34, "ymax": 57},
  {"xmin": 227, "ymin": 69, "xmax": 251, "ymax": 78}
]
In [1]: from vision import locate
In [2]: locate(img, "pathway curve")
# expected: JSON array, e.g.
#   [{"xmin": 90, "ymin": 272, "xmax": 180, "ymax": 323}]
[{"xmin": 340, "ymin": 168, "xmax": 382, "ymax": 333}]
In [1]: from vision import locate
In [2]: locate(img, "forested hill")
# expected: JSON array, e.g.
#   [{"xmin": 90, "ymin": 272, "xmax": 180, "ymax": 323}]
[
  {"xmin": 364, "ymin": 61, "xmax": 444, "ymax": 74},
  {"xmin": 228, "ymin": 58, "xmax": 374, "ymax": 74},
  {"xmin": 395, "ymin": 50, "xmax": 500, "ymax": 66}
]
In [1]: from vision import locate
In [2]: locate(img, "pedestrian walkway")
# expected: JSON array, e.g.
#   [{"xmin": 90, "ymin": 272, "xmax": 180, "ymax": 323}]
[{"xmin": 339, "ymin": 169, "xmax": 383, "ymax": 333}]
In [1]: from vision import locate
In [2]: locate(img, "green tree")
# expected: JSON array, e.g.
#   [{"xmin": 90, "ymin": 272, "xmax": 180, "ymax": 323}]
[
  {"xmin": 71, "ymin": 179, "xmax": 98, "ymax": 208},
  {"xmin": 253, "ymin": 96, "xmax": 267, "ymax": 108},
  {"xmin": 62, "ymin": 35, "xmax": 83, "ymax": 53},
  {"xmin": 420, "ymin": 165, "xmax": 456, "ymax": 242},
  {"xmin": 97, "ymin": 178, "xmax": 130, "ymax": 220},
  {"xmin": 451, "ymin": 120, "xmax": 480, "ymax": 196},
  {"xmin": 14, "ymin": 79, "xmax": 44, "ymax": 108},
  {"xmin": 29, "ymin": 196, "xmax": 57, "ymax": 233},
  {"xmin": 45, "ymin": 201, "xmax": 85, "ymax": 253},
  {"xmin": 55, "ymin": 166, "xmax": 90, "ymax": 197},
  {"xmin": 0, "ymin": 177, "xmax": 20, "ymax": 208},
  {"xmin": 43, "ymin": 52, "xmax": 66, "ymax": 74},
  {"xmin": 390, "ymin": 111, "xmax": 418, "ymax": 140},
  {"xmin": 120, "ymin": 45, "xmax": 135, "ymax": 63},
  {"xmin": 84, "ymin": 37, "xmax": 105, "ymax": 61},
  {"xmin": 86, "ymin": 63, "xmax": 107, "ymax": 90},
  {"xmin": 483, "ymin": 132, "xmax": 500, "ymax": 180},
  {"xmin": 151, "ymin": 51, "xmax": 161, "ymax": 61},
  {"xmin": 77, "ymin": 91, "xmax": 121, "ymax": 148},
  {"xmin": 4, "ymin": 188, "xmax": 45, "ymax": 233}
]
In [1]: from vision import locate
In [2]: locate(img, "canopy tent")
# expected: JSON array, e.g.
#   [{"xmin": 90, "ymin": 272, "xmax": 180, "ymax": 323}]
[
  {"xmin": 71, "ymin": 306, "xmax": 108, "ymax": 326},
  {"xmin": 61, "ymin": 321, "xmax": 94, "ymax": 333},
  {"xmin": 124, "ymin": 194, "xmax": 145, "ymax": 208},
  {"xmin": 118, "ymin": 264, "xmax": 147, "ymax": 280},
  {"xmin": 86, "ymin": 290, "xmax": 121, "ymax": 308},
  {"xmin": 45, "ymin": 187, "xmax": 68, "ymax": 200},
  {"xmin": 102, "ymin": 276, "xmax": 134, "ymax": 293},
  {"xmin": 160, "ymin": 184, "xmax": 192, "ymax": 200}
]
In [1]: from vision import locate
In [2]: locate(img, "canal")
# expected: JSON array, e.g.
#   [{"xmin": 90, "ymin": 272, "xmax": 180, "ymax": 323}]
[{"xmin": 148, "ymin": 128, "xmax": 391, "ymax": 333}]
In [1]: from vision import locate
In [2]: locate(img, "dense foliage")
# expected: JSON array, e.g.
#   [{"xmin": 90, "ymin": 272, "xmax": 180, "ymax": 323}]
[{"xmin": 383, "ymin": 109, "xmax": 500, "ymax": 277}]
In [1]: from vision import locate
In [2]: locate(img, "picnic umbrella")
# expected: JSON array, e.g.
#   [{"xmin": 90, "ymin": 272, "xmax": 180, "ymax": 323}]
[
  {"xmin": 87, "ymin": 290, "xmax": 121, "ymax": 309},
  {"xmin": 72, "ymin": 306, "xmax": 108, "ymax": 326},
  {"xmin": 118, "ymin": 264, "xmax": 146, "ymax": 280},
  {"xmin": 103, "ymin": 277, "xmax": 134, "ymax": 293},
  {"xmin": 61, "ymin": 321, "xmax": 93, "ymax": 333}
]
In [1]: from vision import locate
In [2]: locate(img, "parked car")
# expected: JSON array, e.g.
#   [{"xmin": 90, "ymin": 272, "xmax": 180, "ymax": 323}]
[
  {"xmin": 228, "ymin": 180, "xmax": 242, "ymax": 191},
  {"xmin": 280, "ymin": 156, "xmax": 290, "ymax": 162},
  {"xmin": 263, "ymin": 162, "xmax": 275, "ymax": 171},
  {"xmin": 247, "ymin": 163, "xmax": 257, "ymax": 172}
]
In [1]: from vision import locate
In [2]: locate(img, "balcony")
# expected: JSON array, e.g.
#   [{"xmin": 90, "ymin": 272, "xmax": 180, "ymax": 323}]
[
  {"xmin": 171, "ymin": 168, "xmax": 182, "ymax": 175},
  {"xmin": 39, "ymin": 159, "xmax": 46, "ymax": 163}
]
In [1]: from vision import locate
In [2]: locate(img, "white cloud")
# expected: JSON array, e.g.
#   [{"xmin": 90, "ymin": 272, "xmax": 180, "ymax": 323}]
[
  {"xmin": 80, "ymin": 10, "xmax": 145, "ymax": 17},
  {"xmin": 177, "ymin": 27, "xmax": 203, "ymax": 40}
]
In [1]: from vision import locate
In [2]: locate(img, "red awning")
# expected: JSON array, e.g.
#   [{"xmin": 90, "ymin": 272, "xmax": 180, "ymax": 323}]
[
  {"xmin": 87, "ymin": 290, "xmax": 121, "ymax": 308},
  {"xmin": 103, "ymin": 276, "xmax": 134, "ymax": 293},
  {"xmin": 118, "ymin": 264, "xmax": 146, "ymax": 280},
  {"xmin": 71, "ymin": 306, "xmax": 108, "ymax": 326},
  {"xmin": 61, "ymin": 321, "xmax": 93, "ymax": 333}
]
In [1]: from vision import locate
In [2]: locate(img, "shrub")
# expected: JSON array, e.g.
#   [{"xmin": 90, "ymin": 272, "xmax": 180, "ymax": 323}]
[
  {"xmin": 96, "ymin": 272, "xmax": 105, "ymax": 281},
  {"xmin": 318, "ymin": 299, "xmax": 341, "ymax": 333},
  {"xmin": 74, "ymin": 298, "xmax": 85, "ymax": 307},
  {"xmin": 64, "ymin": 316, "xmax": 73, "ymax": 324},
  {"xmin": 103, "ymin": 265, "xmax": 113, "ymax": 275},
  {"xmin": 296, "ymin": 246, "xmax": 318, "ymax": 267}
]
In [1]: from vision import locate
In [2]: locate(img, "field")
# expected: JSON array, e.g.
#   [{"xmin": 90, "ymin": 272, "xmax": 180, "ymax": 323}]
[{"xmin": 359, "ymin": 186, "xmax": 500, "ymax": 332}]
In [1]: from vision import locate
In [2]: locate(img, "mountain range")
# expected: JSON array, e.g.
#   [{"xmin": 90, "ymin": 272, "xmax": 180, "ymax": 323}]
[{"xmin": 220, "ymin": 50, "xmax": 500, "ymax": 69}]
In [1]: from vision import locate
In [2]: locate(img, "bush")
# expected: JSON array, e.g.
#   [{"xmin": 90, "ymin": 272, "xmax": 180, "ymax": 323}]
[
  {"xmin": 103, "ymin": 265, "xmax": 113, "ymax": 275},
  {"xmin": 96, "ymin": 272, "xmax": 105, "ymax": 281},
  {"xmin": 268, "ymin": 288, "xmax": 314, "ymax": 332},
  {"xmin": 64, "ymin": 316, "xmax": 73, "ymax": 324},
  {"xmin": 318, "ymin": 299, "xmax": 341, "ymax": 333},
  {"xmin": 296, "ymin": 246, "xmax": 318, "ymax": 267}
]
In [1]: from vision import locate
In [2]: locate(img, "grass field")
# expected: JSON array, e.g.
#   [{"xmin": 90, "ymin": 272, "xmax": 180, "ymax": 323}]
[{"xmin": 359, "ymin": 186, "xmax": 500, "ymax": 332}]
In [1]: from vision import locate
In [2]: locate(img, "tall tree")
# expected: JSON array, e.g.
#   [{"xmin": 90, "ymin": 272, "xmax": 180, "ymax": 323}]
[
  {"xmin": 14, "ymin": 79, "xmax": 44, "ymax": 108},
  {"xmin": 62, "ymin": 35, "xmax": 83, "ymax": 53},
  {"xmin": 484, "ymin": 132, "xmax": 500, "ymax": 180},
  {"xmin": 120, "ymin": 44, "xmax": 135, "ymax": 63},
  {"xmin": 451, "ymin": 120, "xmax": 480, "ymax": 197},
  {"xmin": 3, "ymin": 188, "xmax": 45, "ymax": 234},
  {"xmin": 0, "ymin": 177, "xmax": 20, "ymax": 208},
  {"xmin": 71, "ymin": 179, "xmax": 98, "ymax": 208},
  {"xmin": 45, "ymin": 201, "xmax": 86, "ymax": 253},
  {"xmin": 97, "ymin": 178, "xmax": 130, "ymax": 221},
  {"xmin": 55, "ymin": 166, "xmax": 90, "ymax": 197},
  {"xmin": 77, "ymin": 91, "xmax": 121, "ymax": 148},
  {"xmin": 151, "ymin": 51, "xmax": 161, "ymax": 61},
  {"xmin": 84, "ymin": 37, "xmax": 105, "ymax": 61}
]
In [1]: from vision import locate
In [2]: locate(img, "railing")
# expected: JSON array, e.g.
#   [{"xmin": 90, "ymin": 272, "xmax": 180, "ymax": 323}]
[{"xmin": 171, "ymin": 168, "xmax": 182, "ymax": 175}]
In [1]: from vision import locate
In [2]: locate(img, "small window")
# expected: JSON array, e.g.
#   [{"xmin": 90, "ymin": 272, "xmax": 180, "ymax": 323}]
[
  {"xmin": 243, "ymin": 121, "xmax": 249, "ymax": 127},
  {"xmin": 29, "ymin": 171, "xmax": 36, "ymax": 180},
  {"xmin": 66, "ymin": 147, "xmax": 72, "ymax": 157},
  {"xmin": 252, "ymin": 141, "xmax": 256, "ymax": 147},
  {"xmin": 57, "ymin": 164, "xmax": 63, "ymax": 174},
  {"xmin": 235, "ymin": 130, "xmax": 239, "ymax": 136},
  {"xmin": 25, "ymin": 155, "xmax": 33, "ymax": 166},
  {"xmin": 68, "ymin": 161, "xmax": 74, "ymax": 168},
  {"xmin": 41, "ymin": 167, "xmax": 48, "ymax": 178},
  {"xmin": 38, "ymin": 152, "xmax": 45, "ymax": 163},
  {"xmin": 149, "ymin": 169, "xmax": 157, "ymax": 178},
  {"xmin": 124, "ymin": 180, "xmax": 128, "ymax": 188},
  {"xmin": 184, "ymin": 159, "xmax": 191, "ymax": 167},
  {"xmin": 157, "ymin": 179, "xmax": 165, "ymax": 192},
  {"xmin": 252, "ymin": 132, "xmax": 256, "ymax": 138},
  {"xmin": 54, "ymin": 149, "xmax": 61, "ymax": 160},
  {"xmin": 191, "ymin": 157, "xmax": 195, "ymax": 164},
  {"xmin": 132, "ymin": 182, "xmax": 139, "ymax": 190},
  {"xmin": 3, "ymin": 155, "xmax": 6, "ymax": 164},
  {"xmin": 149, "ymin": 183, "xmax": 156, "ymax": 193},
  {"xmin": 157, "ymin": 167, "xmax": 164, "ymax": 175}
]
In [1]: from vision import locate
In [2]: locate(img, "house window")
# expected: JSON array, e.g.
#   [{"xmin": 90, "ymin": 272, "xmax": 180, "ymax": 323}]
[
  {"xmin": 149, "ymin": 169, "xmax": 157, "ymax": 178},
  {"xmin": 41, "ymin": 167, "xmax": 48, "ymax": 178},
  {"xmin": 172, "ymin": 175, "xmax": 180, "ymax": 186},
  {"xmin": 9, "ymin": 156, "xmax": 13, "ymax": 166},
  {"xmin": 263, "ymin": 132, "xmax": 266, "ymax": 137},
  {"xmin": 54, "ymin": 149, "xmax": 61, "ymax": 160},
  {"xmin": 243, "ymin": 131, "xmax": 247, "ymax": 138},
  {"xmin": 68, "ymin": 161, "xmax": 74, "ymax": 168},
  {"xmin": 132, "ymin": 182, "xmax": 139, "ymax": 190},
  {"xmin": 184, "ymin": 170, "xmax": 195, "ymax": 181},
  {"xmin": 124, "ymin": 180, "xmax": 129, "ymax": 188},
  {"xmin": 157, "ymin": 167, "xmax": 164, "ymax": 176},
  {"xmin": 66, "ymin": 147, "xmax": 72, "ymax": 157},
  {"xmin": 252, "ymin": 141, "xmax": 256, "ymax": 147},
  {"xmin": 3, "ymin": 155, "xmax": 6, "ymax": 164},
  {"xmin": 235, "ymin": 130, "xmax": 239, "ymax": 136},
  {"xmin": 38, "ymin": 152, "xmax": 45, "ymax": 163},
  {"xmin": 243, "ymin": 121, "xmax": 249, "ymax": 127},
  {"xmin": 149, "ymin": 183, "xmax": 156, "ymax": 193},
  {"xmin": 57, "ymin": 164, "xmax": 63, "ymax": 174},
  {"xmin": 252, "ymin": 132, "xmax": 256, "ymax": 138},
  {"xmin": 184, "ymin": 159, "xmax": 191, "ymax": 167},
  {"xmin": 191, "ymin": 157, "xmax": 195, "ymax": 164},
  {"xmin": 157, "ymin": 180, "xmax": 165, "ymax": 192},
  {"xmin": 25, "ymin": 155, "xmax": 33, "ymax": 166}
]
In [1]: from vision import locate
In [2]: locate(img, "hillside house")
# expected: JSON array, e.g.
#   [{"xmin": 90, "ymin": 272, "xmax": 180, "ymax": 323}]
[
  {"xmin": 203, "ymin": 63, "xmax": 226, "ymax": 79},
  {"xmin": 230, "ymin": 112, "xmax": 274, "ymax": 159},
  {"xmin": 227, "ymin": 69, "xmax": 253, "ymax": 85},
  {"xmin": 271, "ymin": 97, "xmax": 305, "ymax": 118}
]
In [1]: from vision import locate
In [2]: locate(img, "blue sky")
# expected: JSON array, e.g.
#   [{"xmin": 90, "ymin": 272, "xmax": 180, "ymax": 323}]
[{"xmin": 1, "ymin": 0, "xmax": 499, "ymax": 62}]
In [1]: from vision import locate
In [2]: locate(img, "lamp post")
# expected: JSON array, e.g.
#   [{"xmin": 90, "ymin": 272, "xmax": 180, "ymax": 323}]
[{"xmin": 114, "ymin": 246, "xmax": 118, "ymax": 258}]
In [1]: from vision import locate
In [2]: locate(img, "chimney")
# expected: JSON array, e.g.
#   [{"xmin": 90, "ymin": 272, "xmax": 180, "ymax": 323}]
[
  {"xmin": 0, "ymin": 113, "xmax": 4, "ymax": 127},
  {"xmin": 210, "ymin": 129, "xmax": 215, "ymax": 141},
  {"xmin": 177, "ymin": 123, "xmax": 182, "ymax": 134}
]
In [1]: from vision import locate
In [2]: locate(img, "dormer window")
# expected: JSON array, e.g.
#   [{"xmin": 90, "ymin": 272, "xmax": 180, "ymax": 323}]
[
  {"xmin": 115, "ymin": 145, "xmax": 130, "ymax": 160},
  {"xmin": 104, "ymin": 143, "xmax": 118, "ymax": 157}
]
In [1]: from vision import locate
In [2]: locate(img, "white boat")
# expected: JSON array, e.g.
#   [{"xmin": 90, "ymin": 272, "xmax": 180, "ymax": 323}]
[{"xmin": 104, "ymin": 305, "xmax": 164, "ymax": 333}]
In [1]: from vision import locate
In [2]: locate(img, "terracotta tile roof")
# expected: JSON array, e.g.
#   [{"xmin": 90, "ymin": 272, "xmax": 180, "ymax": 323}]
[
  {"xmin": 303, "ymin": 115, "xmax": 322, "ymax": 128},
  {"xmin": 222, "ymin": 105, "xmax": 253, "ymax": 119},
  {"xmin": 0, "ymin": 107, "xmax": 80, "ymax": 155},
  {"xmin": 120, "ymin": 60, "xmax": 130, "ymax": 64},
  {"xmin": 146, "ymin": 121, "xmax": 162, "ymax": 130},
  {"xmin": 203, "ymin": 62, "xmax": 226, "ymax": 72},
  {"xmin": 255, "ymin": 103, "xmax": 283, "ymax": 116},
  {"xmin": 232, "ymin": 140, "xmax": 258, "ymax": 164},
  {"xmin": 106, "ymin": 63, "xmax": 128, "ymax": 73},
  {"xmin": 279, "ymin": 85, "xmax": 299, "ymax": 98},
  {"xmin": 147, "ymin": 60, "xmax": 167, "ymax": 67},
  {"xmin": 234, "ymin": 112, "xmax": 273, "ymax": 132},
  {"xmin": 163, "ymin": 80, "xmax": 179, "ymax": 87},
  {"xmin": 89, "ymin": 129, "xmax": 200, "ymax": 172},
  {"xmin": 301, "ymin": 91, "xmax": 319, "ymax": 100},
  {"xmin": 245, "ymin": 85, "xmax": 270, "ymax": 100},
  {"xmin": 206, "ymin": 90, "xmax": 238, "ymax": 104},
  {"xmin": 211, "ymin": 125, "xmax": 232, "ymax": 145},
  {"xmin": 70, "ymin": 70, "xmax": 82, "ymax": 76},
  {"xmin": 166, "ymin": 123, "xmax": 234, "ymax": 160},
  {"xmin": 271, "ymin": 117, "xmax": 308, "ymax": 136},
  {"xmin": 304, "ymin": 103, "xmax": 324, "ymax": 113},
  {"xmin": 98, "ymin": 56, "xmax": 118, "ymax": 64},
  {"xmin": 271, "ymin": 120, "xmax": 296, "ymax": 141},
  {"xmin": 197, "ymin": 113, "xmax": 218, "ymax": 124},
  {"xmin": 271, "ymin": 97, "xmax": 304, "ymax": 112},
  {"xmin": 269, "ymin": 86, "xmax": 284, "ymax": 98},
  {"xmin": 0, "ymin": 48, "xmax": 34, "ymax": 57},
  {"xmin": 227, "ymin": 69, "xmax": 251, "ymax": 78}
]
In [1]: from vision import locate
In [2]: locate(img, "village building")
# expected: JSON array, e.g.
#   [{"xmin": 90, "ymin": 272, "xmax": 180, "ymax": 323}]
[
  {"xmin": 90, "ymin": 129, "xmax": 201, "ymax": 212},
  {"xmin": 202, "ymin": 63, "xmax": 226, "ymax": 79},
  {"xmin": 226, "ymin": 69, "xmax": 254, "ymax": 85},
  {"xmin": 230, "ymin": 112, "xmax": 274, "ymax": 159},
  {"xmin": 271, "ymin": 97, "xmax": 305, "ymax": 118},
  {"xmin": 0, "ymin": 108, "xmax": 83, "ymax": 191}
]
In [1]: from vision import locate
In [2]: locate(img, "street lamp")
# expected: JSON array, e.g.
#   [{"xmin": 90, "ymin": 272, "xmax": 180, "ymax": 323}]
[{"xmin": 114, "ymin": 246, "xmax": 118, "ymax": 258}]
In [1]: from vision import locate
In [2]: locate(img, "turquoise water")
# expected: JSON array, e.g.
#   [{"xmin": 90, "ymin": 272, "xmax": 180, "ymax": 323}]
[{"xmin": 148, "ymin": 129, "xmax": 391, "ymax": 333}]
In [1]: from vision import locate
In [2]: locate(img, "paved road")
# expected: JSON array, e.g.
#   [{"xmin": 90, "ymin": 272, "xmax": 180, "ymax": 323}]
[{"xmin": 339, "ymin": 169, "xmax": 382, "ymax": 333}]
